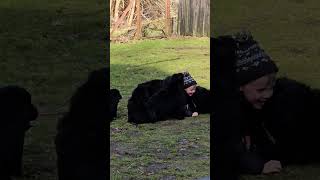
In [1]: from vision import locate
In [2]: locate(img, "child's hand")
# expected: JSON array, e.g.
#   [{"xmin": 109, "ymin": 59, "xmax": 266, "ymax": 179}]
[
  {"xmin": 262, "ymin": 160, "xmax": 282, "ymax": 174},
  {"xmin": 192, "ymin": 112, "xmax": 199, "ymax": 117}
]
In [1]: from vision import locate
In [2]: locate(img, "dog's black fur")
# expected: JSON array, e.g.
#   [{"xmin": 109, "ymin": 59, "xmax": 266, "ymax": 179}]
[
  {"xmin": 110, "ymin": 89, "xmax": 122, "ymax": 120},
  {"xmin": 192, "ymin": 86, "xmax": 212, "ymax": 114},
  {"xmin": 128, "ymin": 73, "xmax": 187, "ymax": 124},
  {"xmin": 55, "ymin": 68, "xmax": 108, "ymax": 180},
  {"xmin": 128, "ymin": 73, "xmax": 211, "ymax": 124},
  {"xmin": 211, "ymin": 36, "xmax": 242, "ymax": 180},
  {"xmin": 0, "ymin": 86, "xmax": 38, "ymax": 180},
  {"xmin": 263, "ymin": 77, "xmax": 320, "ymax": 165}
]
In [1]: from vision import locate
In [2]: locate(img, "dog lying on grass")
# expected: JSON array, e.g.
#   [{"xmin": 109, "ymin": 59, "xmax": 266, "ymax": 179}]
[{"xmin": 128, "ymin": 73, "xmax": 211, "ymax": 124}]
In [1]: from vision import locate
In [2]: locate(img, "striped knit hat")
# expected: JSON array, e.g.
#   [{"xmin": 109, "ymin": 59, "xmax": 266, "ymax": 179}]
[
  {"xmin": 233, "ymin": 31, "xmax": 278, "ymax": 86},
  {"xmin": 183, "ymin": 72, "xmax": 197, "ymax": 88}
]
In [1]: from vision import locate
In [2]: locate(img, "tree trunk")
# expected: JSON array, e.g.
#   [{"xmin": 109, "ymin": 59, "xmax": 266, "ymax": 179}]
[
  {"xmin": 127, "ymin": 0, "xmax": 136, "ymax": 27},
  {"xmin": 114, "ymin": 0, "xmax": 121, "ymax": 23},
  {"xmin": 165, "ymin": 0, "xmax": 171, "ymax": 37},
  {"xmin": 134, "ymin": 0, "xmax": 142, "ymax": 39},
  {"xmin": 111, "ymin": 0, "xmax": 134, "ymax": 35}
]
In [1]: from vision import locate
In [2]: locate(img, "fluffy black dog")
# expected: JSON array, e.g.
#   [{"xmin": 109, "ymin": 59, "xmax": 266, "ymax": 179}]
[
  {"xmin": 55, "ymin": 68, "xmax": 108, "ymax": 180},
  {"xmin": 128, "ymin": 73, "xmax": 211, "ymax": 124},
  {"xmin": 211, "ymin": 36, "xmax": 242, "ymax": 180},
  {"xmin": 0, "ymin": 86, "xmax": 38, "ymax": 180},
  {"xmin": 110, "ymin": 89, "xmax": 122, "ymax": 120},
  {"xmin": 192, "ymin": 86, "xmax": 212, "ymax": 114},
  {"xmin": 128, "ymin": 73, "xmax": 187, "ymax": 124},
  {"xmin": 262, "ymin": 77, "xmax": 320, "ymax": 165}
]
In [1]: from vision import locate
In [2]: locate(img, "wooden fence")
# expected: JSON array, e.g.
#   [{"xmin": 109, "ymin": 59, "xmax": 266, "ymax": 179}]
[{"xmin": 176, "ymin": 0, "xmax": 210, "ymax": 37}]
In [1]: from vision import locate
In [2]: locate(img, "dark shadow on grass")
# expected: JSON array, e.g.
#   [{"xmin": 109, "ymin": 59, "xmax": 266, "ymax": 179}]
[{"xmin": 133, "ymin": 57, "xmax": 182, "ymax": 68}]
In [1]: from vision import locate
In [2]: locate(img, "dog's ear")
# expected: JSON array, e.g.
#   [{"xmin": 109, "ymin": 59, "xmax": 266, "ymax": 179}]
[
  {"xmin": 87, "ymin": 68, "xmax": 109, "ymax": 89},
  {"xmin": 169, "ymin": 73, "xmax": 184, "ymax": 85},
  {"xmin": 110, "ymin": 89, "xmax": 122, "ymax": 99}
]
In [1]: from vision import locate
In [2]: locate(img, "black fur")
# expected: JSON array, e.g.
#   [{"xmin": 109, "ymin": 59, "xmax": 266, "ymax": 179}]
[
  {"xmin": 110, "ymin": 89, "xmax": 122, "ymax": 120},
  {"xmin": 263, "ymin": 77, "xmax": 320, "ymax": 165},
  {"xmin": 55, "ymin": 68, "xmax": 108, "ymax": 180},
  {"xmin": 0, "ymin": 86, "xmax": 38, "ymax": 179},
  {"xmin": 128, "ymin": 73, "xmax": 187, "ymax": 124},
  {"xmin": 211, "ymin": 36, "xmax": 242, "ymax": 180},
  {"xmin": 128, "ymin": 73, "xmax": 211, "ymax": 124},
  {"xmin": 192, "ymin": 86, "xmax": 212, "ymax": 114}
]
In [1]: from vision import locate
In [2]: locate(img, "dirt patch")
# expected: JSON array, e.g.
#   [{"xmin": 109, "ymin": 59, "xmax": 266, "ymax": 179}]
[
  {"xmin": 126, "ymin": 130, "xmax": 143, "ymax": 137},
  {"xmin": 111, "ymin": 127, "xmax": 128, "ymax": 133},
  {"xmin": 177, "ymin": 138, "xmax": 205, "ymax": 158},
  {"xmin": 159, "ymin": 175, "xmax": 177, "ymax": 180},
  {"xmin": 196, "ymin": 176, "xmax": 210, "ymax": 180},
  {"xmin": 155, "ymin": 147, "xmax": 171, "ymax": 160},
  {"xmin": 144, "ymin": 162, "xmax": 169, "ymax": 175},
  {"xmin": 110, "ymin": 141, "xmax": 136, "ymax": 157}
]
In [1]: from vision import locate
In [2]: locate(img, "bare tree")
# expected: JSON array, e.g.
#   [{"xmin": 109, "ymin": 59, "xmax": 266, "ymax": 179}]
[
  {"xmin": 127, "ymin": 0, "xmax": 136, "ymax": 27},
  {"xmin": 111, "ymin": 0, "xmax": 135, "ymax": 35},
  {"xmin": 134, "ymin": 0, "xmax": 142, "ymax": 39},
  {"xmin": 113, "ymin": 0, "xmax": 122, "ymax": 23},
  {"xmin": 165, "ymin": 0, "xmax": 171, "ymax": 36}
]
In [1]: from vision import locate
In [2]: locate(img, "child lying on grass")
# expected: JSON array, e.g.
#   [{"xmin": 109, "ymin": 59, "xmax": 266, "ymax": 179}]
[{"xmin": 127, "ymin": 71, "xmax": 211, "ymax": 124}]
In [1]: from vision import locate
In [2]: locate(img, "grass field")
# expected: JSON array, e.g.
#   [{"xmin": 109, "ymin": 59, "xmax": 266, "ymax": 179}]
[
  {"xmin": 213, "ymin": 0, "xmax": 320, "ymax": 179},
  {"xmin": 110, "ymin": 38, "xmax": 210, "ymax": 179},
  {"xmin": 0, "ymin": 0, "xmax": 106, "ymax": 179}
]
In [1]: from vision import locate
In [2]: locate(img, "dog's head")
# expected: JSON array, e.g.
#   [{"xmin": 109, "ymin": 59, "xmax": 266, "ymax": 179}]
[
  {"xmin": 110, "ymin": 89, "xmax": 122, "ymax": 120},
  {"xmin": 110, "ymin": 89, "xmax": 122, "ymax": 102},
  {"xmin": 87, "ymin": 67, "xmax": 109, "ymax": 92}
]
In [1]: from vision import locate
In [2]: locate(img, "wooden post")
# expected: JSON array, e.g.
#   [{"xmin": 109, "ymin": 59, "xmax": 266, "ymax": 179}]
[
  {"xmin": 165, "ymin": 0, "xmax": 172, "ymax": 37},
  {"xmin": 134, "ymin": 0, "xmax": 142, "ymax": 39}
]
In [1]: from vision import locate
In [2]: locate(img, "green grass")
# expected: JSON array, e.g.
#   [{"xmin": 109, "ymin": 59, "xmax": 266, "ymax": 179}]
[
  {"xmin": 213, "ymin": 0, "xmax": 320, "ymax": 179},
  {"xmin": 110, "ymin": 37, "xmax": 210, "ymax": 179},
  {"xmin": 0, "ymin": 0, "xmax": 106, "ymax": 179}
]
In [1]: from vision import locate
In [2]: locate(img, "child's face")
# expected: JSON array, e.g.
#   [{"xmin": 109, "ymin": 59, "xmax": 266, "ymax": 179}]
[
  {"xmin": 185, "ymin": 85, "xmax": 197, "ymax": 96},
  {"xmin": 240, "ymin": 73, "xmax": 276, "ymax": 109}
]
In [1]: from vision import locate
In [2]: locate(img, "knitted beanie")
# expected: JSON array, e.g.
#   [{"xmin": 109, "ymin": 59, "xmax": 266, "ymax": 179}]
[
  {"xmin": 233, "ymin": 31, "xmax": 278, "ymax": 86},
  {"xmin": 183, "ymin": 72, "xmax": 197, "ymax": 89}
]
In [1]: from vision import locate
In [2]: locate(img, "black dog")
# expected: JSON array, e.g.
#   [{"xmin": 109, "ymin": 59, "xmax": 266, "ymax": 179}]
[
  {"xmin": 192, "ymin": 86, "xmax": 212, "ymax": 114},
  {"xmin": 211, "ymin": 36, "xmax": 242, "ymax": 180},
  {"xmin": 128, "ymin": 73, "xmax": 188, "ymax": 124},
  {"xmin": 55, "ymin": 68, "xmax": 108, "ymax": 180},
  {"xmin": 128, "ymin": 73, "xmax": 211, "ymax": 124},
  {"xmin": 262, "ymin": 77, "xmax": 320, "ymax": 165},
  {"xmin": 110, "ymin": 89, "xmax": 122, "ymax": 120},
  {"xmin": 0, "ymin": 86, "xmax": 38, "ymax": 180}
]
